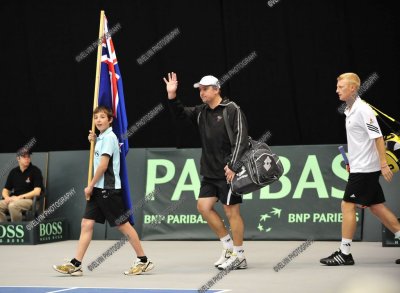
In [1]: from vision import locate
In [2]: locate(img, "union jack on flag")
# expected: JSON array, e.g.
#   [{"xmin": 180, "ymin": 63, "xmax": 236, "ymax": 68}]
[{"xmin": 98, "ymin": 16, "xmax": 133, "ymax": 224}]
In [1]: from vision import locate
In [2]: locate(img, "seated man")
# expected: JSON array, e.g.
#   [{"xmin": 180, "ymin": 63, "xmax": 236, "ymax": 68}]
[{"xmin": 0, "ymin": 147, "xmax": 43, "ymax": 222}]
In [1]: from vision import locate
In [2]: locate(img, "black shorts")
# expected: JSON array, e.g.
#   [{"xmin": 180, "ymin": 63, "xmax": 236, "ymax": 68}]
[
  {"xmin": 343, "ymin": 171, "xmax": 385, "ymax": 206},
  {"xmin": 83, "ymin": 188, "xmax": 128, "ymax": 227},
  {"xmin": 199, "ymin": 177, "xmax": 242, "ymax": 205}
]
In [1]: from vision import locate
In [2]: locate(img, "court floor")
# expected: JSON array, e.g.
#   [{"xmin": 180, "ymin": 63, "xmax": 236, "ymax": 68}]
[{"xmin": 0, "ymin": 241, "xmax": 399, "ymax": 293}]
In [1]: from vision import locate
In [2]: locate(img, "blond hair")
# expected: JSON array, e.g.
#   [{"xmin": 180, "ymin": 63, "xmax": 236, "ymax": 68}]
[{"xmin": 337, "ymin": 73, "xmax": 361, "ymax": 90}]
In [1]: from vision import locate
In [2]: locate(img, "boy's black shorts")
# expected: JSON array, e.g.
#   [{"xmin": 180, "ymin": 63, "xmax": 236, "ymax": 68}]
[
  {"xmin": 83, "ymin": 188, "xmax": 129, "ymax": 227},
  {"xmin": 199, "ymin": 177, "xmax": 242, "ymax": 205},
  {"xmin": 343, "ymin": 171, "xmax": 385, "ymax": 207}
]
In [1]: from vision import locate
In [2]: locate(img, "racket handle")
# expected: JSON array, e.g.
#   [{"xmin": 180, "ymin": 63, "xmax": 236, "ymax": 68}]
[{"xmin": 338, "ymin": 146, "xmax": 349, "ymax": 165}]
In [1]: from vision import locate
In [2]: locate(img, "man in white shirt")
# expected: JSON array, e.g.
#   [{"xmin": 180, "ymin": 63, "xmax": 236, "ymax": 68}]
[{"xmin": 320, "ymin": 72, "xmax": 400, "ymax": 266}]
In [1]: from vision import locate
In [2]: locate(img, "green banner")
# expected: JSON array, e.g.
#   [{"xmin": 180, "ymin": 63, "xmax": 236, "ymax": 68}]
[
  {"xmin": 141, "ymin": 145, "xmax": 363, "ymax": 240},
  {"xmin": 0, "ymin": 218, "xmax": 68, "ymax": 245},
  {"xmin": 0, "ymin": 223, "xmax": 30, "ymax": 245}
]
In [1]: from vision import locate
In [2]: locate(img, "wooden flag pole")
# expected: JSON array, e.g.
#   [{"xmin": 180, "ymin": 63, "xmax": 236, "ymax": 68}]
[{"xmin": 87, "ymin": 10, "xmax": 105, "ymax": 200}]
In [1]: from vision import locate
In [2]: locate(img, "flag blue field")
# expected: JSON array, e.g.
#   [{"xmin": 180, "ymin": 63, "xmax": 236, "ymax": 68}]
[{"xmin": 97, "ymin": 16, "xmax": 133, "ymax": 224}]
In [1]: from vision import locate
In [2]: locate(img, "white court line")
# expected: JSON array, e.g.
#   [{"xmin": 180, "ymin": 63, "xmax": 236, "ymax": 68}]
[
  {"xmin": 46, "ymin": 287, "xmax": 78, "ymax": 293},
  {"xmin": 0, "ymin": 285, "xmax": 232, "ymax": 293}
]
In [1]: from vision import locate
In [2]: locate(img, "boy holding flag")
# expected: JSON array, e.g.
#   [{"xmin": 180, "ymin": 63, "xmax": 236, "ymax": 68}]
[{"xmin": 53, "ymin": 106, "xmax": 154, "ymax": 276}]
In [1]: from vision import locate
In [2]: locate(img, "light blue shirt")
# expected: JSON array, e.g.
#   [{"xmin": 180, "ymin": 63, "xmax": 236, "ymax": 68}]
[{"xmin": 94, "ymin": 127, "xmax": 121, "ymax": 189}]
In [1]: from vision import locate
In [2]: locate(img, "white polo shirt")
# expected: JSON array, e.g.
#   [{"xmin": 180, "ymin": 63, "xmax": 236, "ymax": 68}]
[
  {"xmin": 344, "ymin": 97, "xmax": 382, "ymax": 173},
  {"xmin": 94, "ymin": 127, "xmax": 121, "ymax": 189}
]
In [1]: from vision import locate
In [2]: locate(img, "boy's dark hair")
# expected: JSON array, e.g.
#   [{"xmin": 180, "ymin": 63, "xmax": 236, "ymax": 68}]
[
  {"xmin": 93, "ymin": 106, "xmax": 113, "ymax": 120},
  {"xmin": 16, "ymin": 147, "xmax": 32, "ymax": 157}
]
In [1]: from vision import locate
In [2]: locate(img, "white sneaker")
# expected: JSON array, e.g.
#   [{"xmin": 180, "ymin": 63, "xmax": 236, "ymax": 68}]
[
  {"xmin": 217, "ymin": 253, "xmax": 247, "ymax": 270},
  {"xmin": 214, "ymin": 249, "xmax": 232, "ymax": 267},
  {"xmin": 124, "ymin": 258, "xmax": 154, "ymax": 275},
  {"xmin": 53, "ymin": 261, "xmax": 83, "ymax": 276}
]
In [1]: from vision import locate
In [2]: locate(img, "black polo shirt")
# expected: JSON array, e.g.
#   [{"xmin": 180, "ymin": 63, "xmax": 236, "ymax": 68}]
[{"xmin": 4, "ymin": 163, "xmax": 43, "ymax": 196}]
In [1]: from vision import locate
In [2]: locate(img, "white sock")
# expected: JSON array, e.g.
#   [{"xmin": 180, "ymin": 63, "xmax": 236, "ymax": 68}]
[
  {"xmin": 233, "ymin": 245, "xmax": 244, "ymax": 257},
  {"xmin": 220, "ymin": 234, "xmax": 233, "ymax": 250},
  {"xmin": 394, "ymin": 231, "xmax": 400, "ymax": 240},
  {"xmin": 340, "ymin": 238, "xmax": 352, "ymax": 255}
]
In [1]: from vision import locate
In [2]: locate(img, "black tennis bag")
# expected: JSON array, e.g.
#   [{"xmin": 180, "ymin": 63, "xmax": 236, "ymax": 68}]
[{"xmin": 223, "ymin": 108, "xmax": 284, "ymax": 195}]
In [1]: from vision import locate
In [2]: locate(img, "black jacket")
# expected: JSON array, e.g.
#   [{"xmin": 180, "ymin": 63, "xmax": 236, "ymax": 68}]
[{"xmin": 169, "ymin": 98, "xmax": 249, "ymax": 179}]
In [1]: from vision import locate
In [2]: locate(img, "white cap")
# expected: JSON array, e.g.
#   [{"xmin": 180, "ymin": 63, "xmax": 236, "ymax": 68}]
[{"xmin": 193, "ymin": 75, "xmax": 220, "ymax": 88}]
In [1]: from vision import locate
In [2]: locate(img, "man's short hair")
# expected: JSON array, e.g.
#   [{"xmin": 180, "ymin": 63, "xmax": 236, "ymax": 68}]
[
  {"xmin": 337, "ymin": 73, "xmax": 361, "ymax": 90},
  {"xmin": 16, "ymin": 147, "xmax": 32, "ymax": 157}
]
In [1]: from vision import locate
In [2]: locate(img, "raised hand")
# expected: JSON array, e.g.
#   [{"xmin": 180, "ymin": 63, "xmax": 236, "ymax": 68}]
[{"xmin": 163, "ymin": 72, "xmax": 178, "ymax": 99}]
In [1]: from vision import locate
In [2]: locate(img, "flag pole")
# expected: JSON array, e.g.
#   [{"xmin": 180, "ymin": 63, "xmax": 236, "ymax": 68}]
[{"xmin": 87, "ymin": 10, "xmax": 105, "ymax": 200}]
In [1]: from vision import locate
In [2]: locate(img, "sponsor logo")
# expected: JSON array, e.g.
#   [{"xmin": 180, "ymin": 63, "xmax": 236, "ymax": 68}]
[
  {"xmin": 39, "ymin": 221, "xmax": 64, "ymax": 241},
  {"xmin": 264, "ymin": 156, "xmax": 272, "ymax": 171},
  {"xmin": 144, "ymin": 214, "xmax": 207, "ymax": 225},
  {"xmin": 0, "ymin": 224, "xmax": 24, "ymax": 243},
  {"xmin": 236, "ymin": 166, "xmax": 248, "ymax": 181},
  {"xmin": 257, "ymin": 207, "xmax": 281, "ymax": 233}
]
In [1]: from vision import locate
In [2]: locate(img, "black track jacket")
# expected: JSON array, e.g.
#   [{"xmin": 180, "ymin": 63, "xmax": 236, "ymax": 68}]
[{"xmin": 169, "ymin": 98, "xmax": 249, "ymax": 179}]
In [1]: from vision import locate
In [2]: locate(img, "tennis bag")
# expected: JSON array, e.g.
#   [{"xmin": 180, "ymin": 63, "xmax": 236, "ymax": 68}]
[
  {"xmin": 384, "ymin": 132, "xmax": 400, "ymax": 173},
  {"xmin": 223, "ymin": 108, "xmax": 284, "ymax": 195}
]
